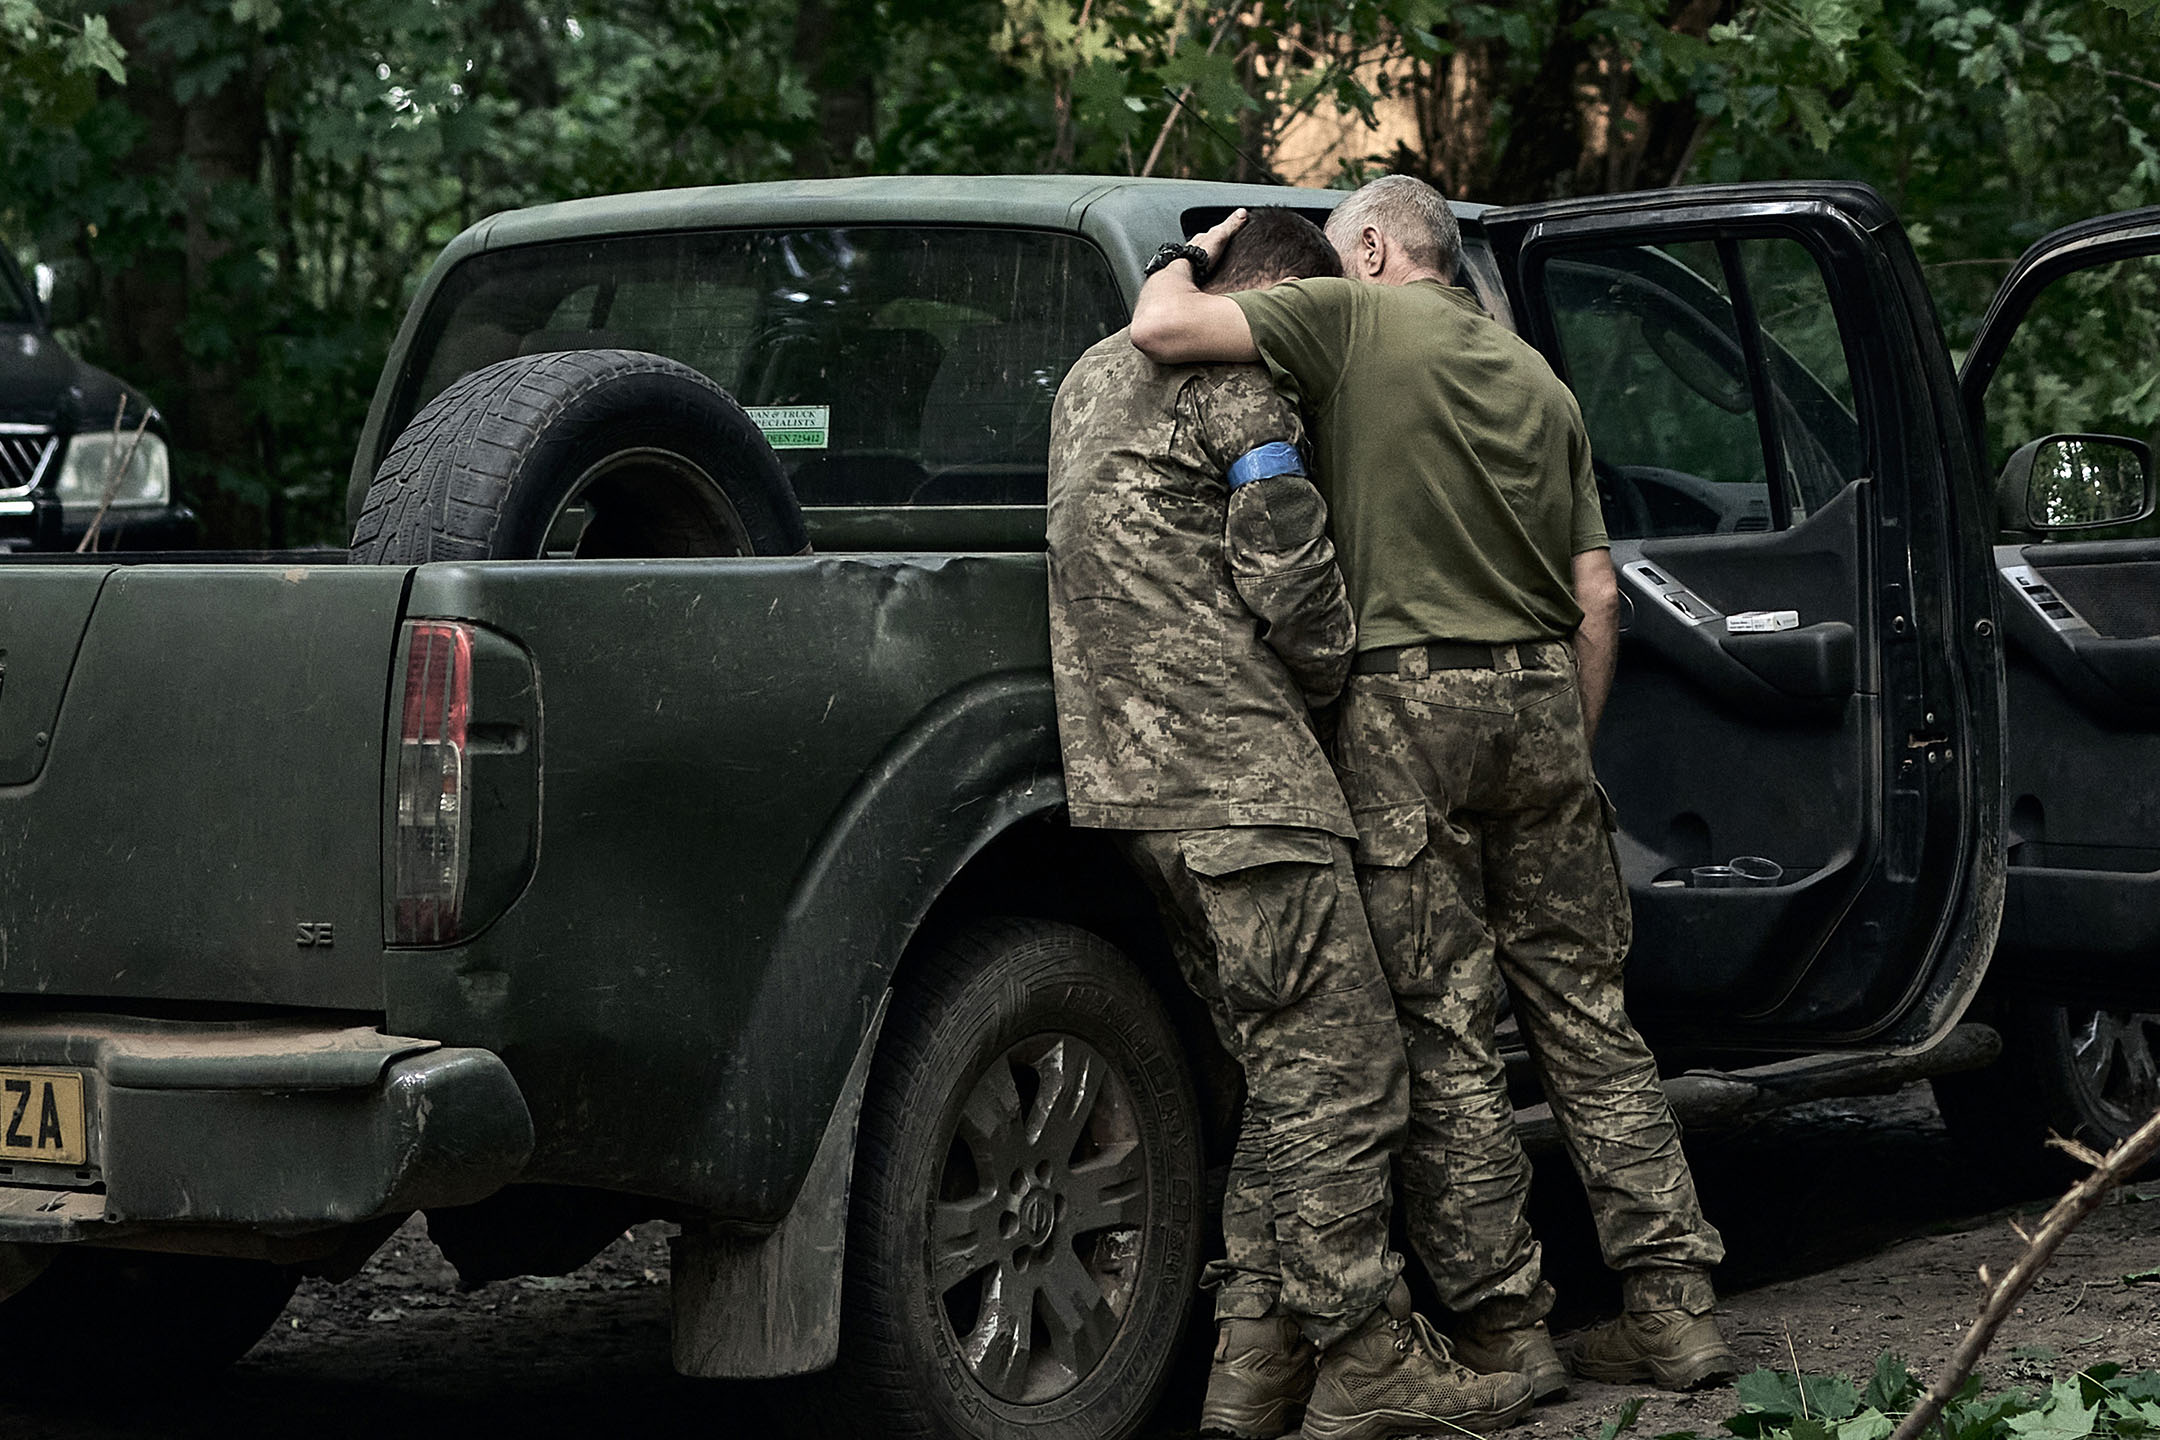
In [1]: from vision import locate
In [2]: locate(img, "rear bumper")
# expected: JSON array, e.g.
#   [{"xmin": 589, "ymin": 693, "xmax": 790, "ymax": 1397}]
[{"xmin": 0, "ymin": 1014, "xmax": 532, "ymax": 1243}]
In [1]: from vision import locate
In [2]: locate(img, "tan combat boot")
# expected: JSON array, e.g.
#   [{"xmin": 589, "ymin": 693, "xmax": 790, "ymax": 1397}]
[
  {"xmin": 1301, "ymin": 1281, "xmax": 1534, "ymax": 1440},
  {"xmin": 1199, "ymin": 1315, "xmax": 1316, "ymax": 1439},
  {"xmin": 1454, "ymin": 1319, "xmax": 1569, "ymax": 1402},
  {"xmin": 1570, "ymin": 1308, "xmax": 1738, "ymax": 1391}
]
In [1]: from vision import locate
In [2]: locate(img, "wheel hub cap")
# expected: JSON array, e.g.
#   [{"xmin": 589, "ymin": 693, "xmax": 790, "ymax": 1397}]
[
  {"xmin": 928, "ymin": 1034, "xmax": 1147, "ymax": 1404},
  {"xmin": 2070, "ymin": 1007, "xmax": 2160, "ymax": 1127},
  {"xmin": 1018, "ymin": 1189, "xmax": 1056, "ymax": 1246}
]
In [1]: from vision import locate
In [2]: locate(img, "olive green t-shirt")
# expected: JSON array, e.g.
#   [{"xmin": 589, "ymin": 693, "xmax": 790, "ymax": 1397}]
[{"xmin": 1231, "ymin": 277, "xmax": 1608, "ymax": 648}]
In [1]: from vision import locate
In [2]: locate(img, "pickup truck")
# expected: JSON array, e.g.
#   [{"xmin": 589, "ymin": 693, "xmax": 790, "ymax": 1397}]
[{"xmin": 0, "ymin": 174, "xmax": 2153, "ymax": 1440}]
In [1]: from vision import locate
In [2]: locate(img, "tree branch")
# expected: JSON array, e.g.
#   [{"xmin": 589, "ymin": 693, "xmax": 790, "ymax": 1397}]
[
  {"xmin": 1141, "ymin": 4, "xmax": 1234, "ymax": 178},
  {"xmin": 1885, "ymin": 1108, "xmax": 2160, "ymax": 1440},
  {"xmin": 2103, "ymin": 67, "xmax": 2160, "ymax": 100}
]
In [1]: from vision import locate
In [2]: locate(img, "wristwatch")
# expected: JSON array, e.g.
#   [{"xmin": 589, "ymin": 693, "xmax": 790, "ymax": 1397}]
[{"xmin": 1144, "ymin": 242, "xmax": 1212, "ymax": 283}]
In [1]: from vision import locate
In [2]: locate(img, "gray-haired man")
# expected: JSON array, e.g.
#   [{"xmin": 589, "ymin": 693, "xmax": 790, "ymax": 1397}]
[{"xmin": 1128, "ymin": 176, "xmax": 1736, "ymax": 1400}]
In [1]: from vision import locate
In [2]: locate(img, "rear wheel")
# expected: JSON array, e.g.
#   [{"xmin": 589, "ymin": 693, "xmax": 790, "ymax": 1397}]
[
  {"xmin": 0, "ymin": 1246, "xmax": 296, "ymax": 1381},
  {"xmin": 821, "ymin": 919, "xmax": 1203, "ymax": 1440}
]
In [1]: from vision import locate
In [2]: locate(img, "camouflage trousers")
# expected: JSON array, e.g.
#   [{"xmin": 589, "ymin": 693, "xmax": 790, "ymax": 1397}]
[
  {"xmin": 1332, "ymin": 640, "xmax": 1725, "ymax": 1324},
  {"xmin": 1118, "ymin": 826, "xmax": 1409, "ymax": 1346}
]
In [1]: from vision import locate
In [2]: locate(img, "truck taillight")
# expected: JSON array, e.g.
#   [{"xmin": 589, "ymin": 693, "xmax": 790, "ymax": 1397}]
[{"xmin": 394, "ymin": 621, "xmax": 472, "ymax": 944}]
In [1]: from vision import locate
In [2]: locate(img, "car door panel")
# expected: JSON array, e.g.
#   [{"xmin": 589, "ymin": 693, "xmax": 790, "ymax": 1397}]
[
  {"xmin": 1598, "ymin": 482, "xmax": 1872, "ymax": 1013},
  {"xmin": 1962, "ymin": 209, "xmax": 2160, "ymax": 1000},
  {"xmin": 1623, "ymin": 476, "xmax": 1873, "ymax": 711},
  {"xmin": 1481, "ymin": 183, "xmax": 2003, "ymax": 1051}
]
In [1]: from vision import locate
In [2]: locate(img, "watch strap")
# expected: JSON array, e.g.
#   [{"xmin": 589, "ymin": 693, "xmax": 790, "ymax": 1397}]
[{"xmin": 1145, "ymin": 242, "xmax": 1212, "ymax": 283}]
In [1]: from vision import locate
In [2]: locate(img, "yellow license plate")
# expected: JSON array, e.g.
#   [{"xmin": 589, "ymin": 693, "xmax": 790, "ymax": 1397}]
[{"xmin": 0, "ymin": 1069, "xmax": 86, "ymax": 1168}]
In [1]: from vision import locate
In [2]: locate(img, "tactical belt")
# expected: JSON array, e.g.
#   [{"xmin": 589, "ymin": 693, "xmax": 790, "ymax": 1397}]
[{"xmin": 1352, "ymin": 640, "xmax": 1560, "ymax": 676}]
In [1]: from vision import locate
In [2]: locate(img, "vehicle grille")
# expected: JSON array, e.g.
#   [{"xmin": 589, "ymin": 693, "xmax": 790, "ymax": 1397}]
[{"xmin": 0, "ymin": 431, "xmax": 59, "ymax": 496}]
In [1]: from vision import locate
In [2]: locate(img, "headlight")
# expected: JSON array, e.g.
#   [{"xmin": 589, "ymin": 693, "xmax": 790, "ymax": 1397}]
[{"xmin": 54, "ymin": 430, "xmax": 171, "ymax": 509}]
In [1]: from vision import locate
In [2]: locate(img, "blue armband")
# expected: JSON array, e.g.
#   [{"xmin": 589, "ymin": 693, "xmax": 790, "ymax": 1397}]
[{"xmin": 1226, "ymin": 441, "xmax": 1306, "ymax": 489}]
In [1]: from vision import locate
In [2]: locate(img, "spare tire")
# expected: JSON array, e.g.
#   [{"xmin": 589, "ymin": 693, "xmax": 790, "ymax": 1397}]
[{"xmin": 350, "ymin": 349, "xmax": 806, "ymax": 563}]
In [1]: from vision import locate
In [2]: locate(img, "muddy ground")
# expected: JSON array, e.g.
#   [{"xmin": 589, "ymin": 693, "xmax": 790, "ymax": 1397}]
[{"xmin": 6, "ymin": 1084, "xmax": 2158, "ymax": 1440}]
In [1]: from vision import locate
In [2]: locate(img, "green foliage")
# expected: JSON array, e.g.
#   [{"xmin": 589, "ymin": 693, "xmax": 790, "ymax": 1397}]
[
  {"xmin": 3, "ymin": 0, "xmax": 2159, "ymax": 544},
  {"xmin": 1582, "ymin": 1358, "xmax": 2160, "ymax": 1440}
]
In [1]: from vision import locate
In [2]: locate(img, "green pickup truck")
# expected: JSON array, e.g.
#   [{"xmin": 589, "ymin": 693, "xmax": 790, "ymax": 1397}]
[{"xmin": 1, "ymin": 174, "xmax": 2156, "ymax": 1439}]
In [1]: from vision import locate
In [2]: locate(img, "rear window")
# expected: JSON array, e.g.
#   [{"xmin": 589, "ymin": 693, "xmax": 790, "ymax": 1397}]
[{"xmin": 394, "ymin": 227, "xmax": 1127, "ymax": 507}]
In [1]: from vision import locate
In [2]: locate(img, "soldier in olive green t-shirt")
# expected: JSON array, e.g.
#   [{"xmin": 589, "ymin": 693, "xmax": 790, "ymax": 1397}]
[
  {"xmin": 1226, "ymin": 275, "xmax": 1609, "ymax": 650},
  {"xmin": 1132, "ymin": 177, "xmax": 1735, "ymax": 1407}
]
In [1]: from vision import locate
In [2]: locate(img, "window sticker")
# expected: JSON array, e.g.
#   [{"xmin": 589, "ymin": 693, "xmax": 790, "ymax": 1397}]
[{"xmin": 745, "ymin": 405, "xmax": 830, "ymax": 450}]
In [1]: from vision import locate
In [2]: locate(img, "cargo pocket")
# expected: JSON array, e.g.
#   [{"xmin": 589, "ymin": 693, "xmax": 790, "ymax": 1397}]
[
  {"xmin": 1351, "ymin": 801, "xmax": 1433, "ymax": 985},
  {"xmin": 1178, "ymin": 828, "xmax": 1337, "ymax": 1013},
  {"xmin": 1294, "ymin": 1166, "xmax": 1390, "ymax": 1238}
]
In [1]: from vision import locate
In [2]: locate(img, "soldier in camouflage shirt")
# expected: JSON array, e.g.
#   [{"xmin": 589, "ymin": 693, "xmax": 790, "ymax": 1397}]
[{"xmin": 1048, "ymin": 210, "xmax": 1533, "ymax": 1440}]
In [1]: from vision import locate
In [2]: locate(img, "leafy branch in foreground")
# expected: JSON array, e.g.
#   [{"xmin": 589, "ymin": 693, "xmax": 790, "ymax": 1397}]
[
  {"xmin": 1892, "ymin": 1108, "xmax": 2160, "ymax": 1440},
  {"xmin": 1579, "ymin": 1355, "xmax": 2160, "ymax": 1440}
]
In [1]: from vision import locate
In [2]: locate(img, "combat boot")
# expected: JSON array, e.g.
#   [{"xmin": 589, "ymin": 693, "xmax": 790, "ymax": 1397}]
[
  {"xmin": 1454, "ymin": 1319, "xmax": 1569, "ymax": 1402},
  {"xmin": 1569, "ymin": 1308, "xmax": 1738, "ymax": 1391},
  {"xmin": 1301, "ymin": 1281, "xmax": 1534, "ymax": 1440},
  {"xmin": 1200, "ymin": 1315, "xmax": 1316, "ymax": 1439}
]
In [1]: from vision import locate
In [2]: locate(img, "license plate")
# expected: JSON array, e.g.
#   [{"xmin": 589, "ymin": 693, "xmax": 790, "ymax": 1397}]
[{"xmin": 0, "ymin": 1069, "xmax": 86, "ymax": 1167}]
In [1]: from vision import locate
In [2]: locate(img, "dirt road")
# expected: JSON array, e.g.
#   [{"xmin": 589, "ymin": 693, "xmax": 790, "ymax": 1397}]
[{"xmin": 7, "ymin": 1085, "xmax": 2158, "ymax": 1440}]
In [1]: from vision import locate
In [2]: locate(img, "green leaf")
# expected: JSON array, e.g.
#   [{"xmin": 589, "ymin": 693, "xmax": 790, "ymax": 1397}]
[
  {"xmin": 1866, "ymin": 1353, "xmax": 1919, "ymax": 1413},
  {"xmin": 1735, "ymin": 1369, "xmax": 1802, "ymax": 1419},
  {"xmin": 67, "ymin": 15, "xmax": 125, "ymax": 85},
  {"xmin": 1599, "ymin": 1396, "xmax": 1648, "ymax": 1440},
  {"xmin": 1069, "ymin": 59, "xmax": 1139, "ymax": 144},
  {"xmin": 1790, "ymin": 85, "xmax": 1838, "ymax": 151},
  {"xmin": 1805, "ymin": 1375, "xmax": 1863, "ymax": 1422},
  {"xmin": 1948, "ymin": 1389, "xmax": 2033, "ymax": 1440},
  {"xmin": 2003, "ymin": 1382, "xmax": 2099, "ymax": 1440},
  {"xmin": 1835, "ymin": 1408, "xmax": 1894, "ymax": 1440}
]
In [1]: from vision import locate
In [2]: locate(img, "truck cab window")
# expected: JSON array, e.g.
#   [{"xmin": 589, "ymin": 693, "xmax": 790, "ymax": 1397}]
[
  {"xmin": 1545, "ymin": 236, "xmax": 1863, "ymax": 539},
  {"xmin": 398, "ymin": 228, "xmax": 1125, "ymax": 509}
]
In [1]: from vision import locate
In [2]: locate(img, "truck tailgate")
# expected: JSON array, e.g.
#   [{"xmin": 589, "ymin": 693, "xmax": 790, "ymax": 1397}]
[{"xmin": 0, "ymin": 564, "xmax": 408, "ymax": 1009}]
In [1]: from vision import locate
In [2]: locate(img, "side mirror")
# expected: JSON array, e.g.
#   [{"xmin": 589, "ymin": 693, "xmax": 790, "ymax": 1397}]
[
  {"xmin": 1997, "ymin": 433, "xmax": 2155, "ymax": 534},
  {"xmin": 35, "ymin": 259, "xmax": 92, "ymax": 329}
]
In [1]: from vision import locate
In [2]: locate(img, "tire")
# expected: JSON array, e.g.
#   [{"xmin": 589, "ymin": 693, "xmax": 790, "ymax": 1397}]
[
  {"xmin": 1932, "ymin": 999, "xmax": 2160, "ymax": 1180},
  {"xmin": 349, "ymin": 349, "xmax": 806, "ymax": 563},
  {"xmin": 0, "ymin": 1246, "xmax": 297, "ymax": 1381},
  {"xmin": 818, "ymin": 919, "xmax": 1203, "ymax": 1440}
]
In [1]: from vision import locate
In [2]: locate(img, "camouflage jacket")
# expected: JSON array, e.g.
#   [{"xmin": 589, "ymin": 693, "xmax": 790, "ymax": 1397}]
[{"xmin": 1046, "ymin": 328, "xmax": 1357, "ymax": 837}]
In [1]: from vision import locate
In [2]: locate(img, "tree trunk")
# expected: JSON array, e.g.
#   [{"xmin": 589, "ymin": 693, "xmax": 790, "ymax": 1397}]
[
  {"xmin": 179, "ymin": 48, "xmax": 269, "ymax": 546},
  {"xmin": 98, "ymin": 8, "xmax": 187, "ymax": 416},
  {"xmin": 791, "ymin": 0, "xmax": 877, "ymax": 176},
  {"xmin": 1407, "ymin": 0, "xmax": 1734, "ymax": 205}
]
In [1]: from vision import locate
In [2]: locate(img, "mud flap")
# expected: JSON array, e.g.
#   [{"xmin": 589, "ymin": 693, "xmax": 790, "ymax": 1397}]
[{"xmin": 670, "ymin": 990, "xmax": 891, "ymax": 1379}]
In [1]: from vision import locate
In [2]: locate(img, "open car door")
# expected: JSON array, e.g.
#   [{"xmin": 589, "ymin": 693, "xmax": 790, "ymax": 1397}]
[
  {"xmin": 1480, "ymin": 183, "xmax": 2004, "ymax": 1056},
  {"xmin": 1961, "ymin": 208, "xmax": 2160, "ymax": 1011}
]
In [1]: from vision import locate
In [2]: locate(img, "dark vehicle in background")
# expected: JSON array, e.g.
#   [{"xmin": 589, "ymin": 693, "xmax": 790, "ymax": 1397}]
[
  {"xmin": 0, "ymin": 175, "xmax": 2154, "ymax": 1440},
  {"xmin": 0, "ymin": 248, "xmax": 193, "ymax": 551}
]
